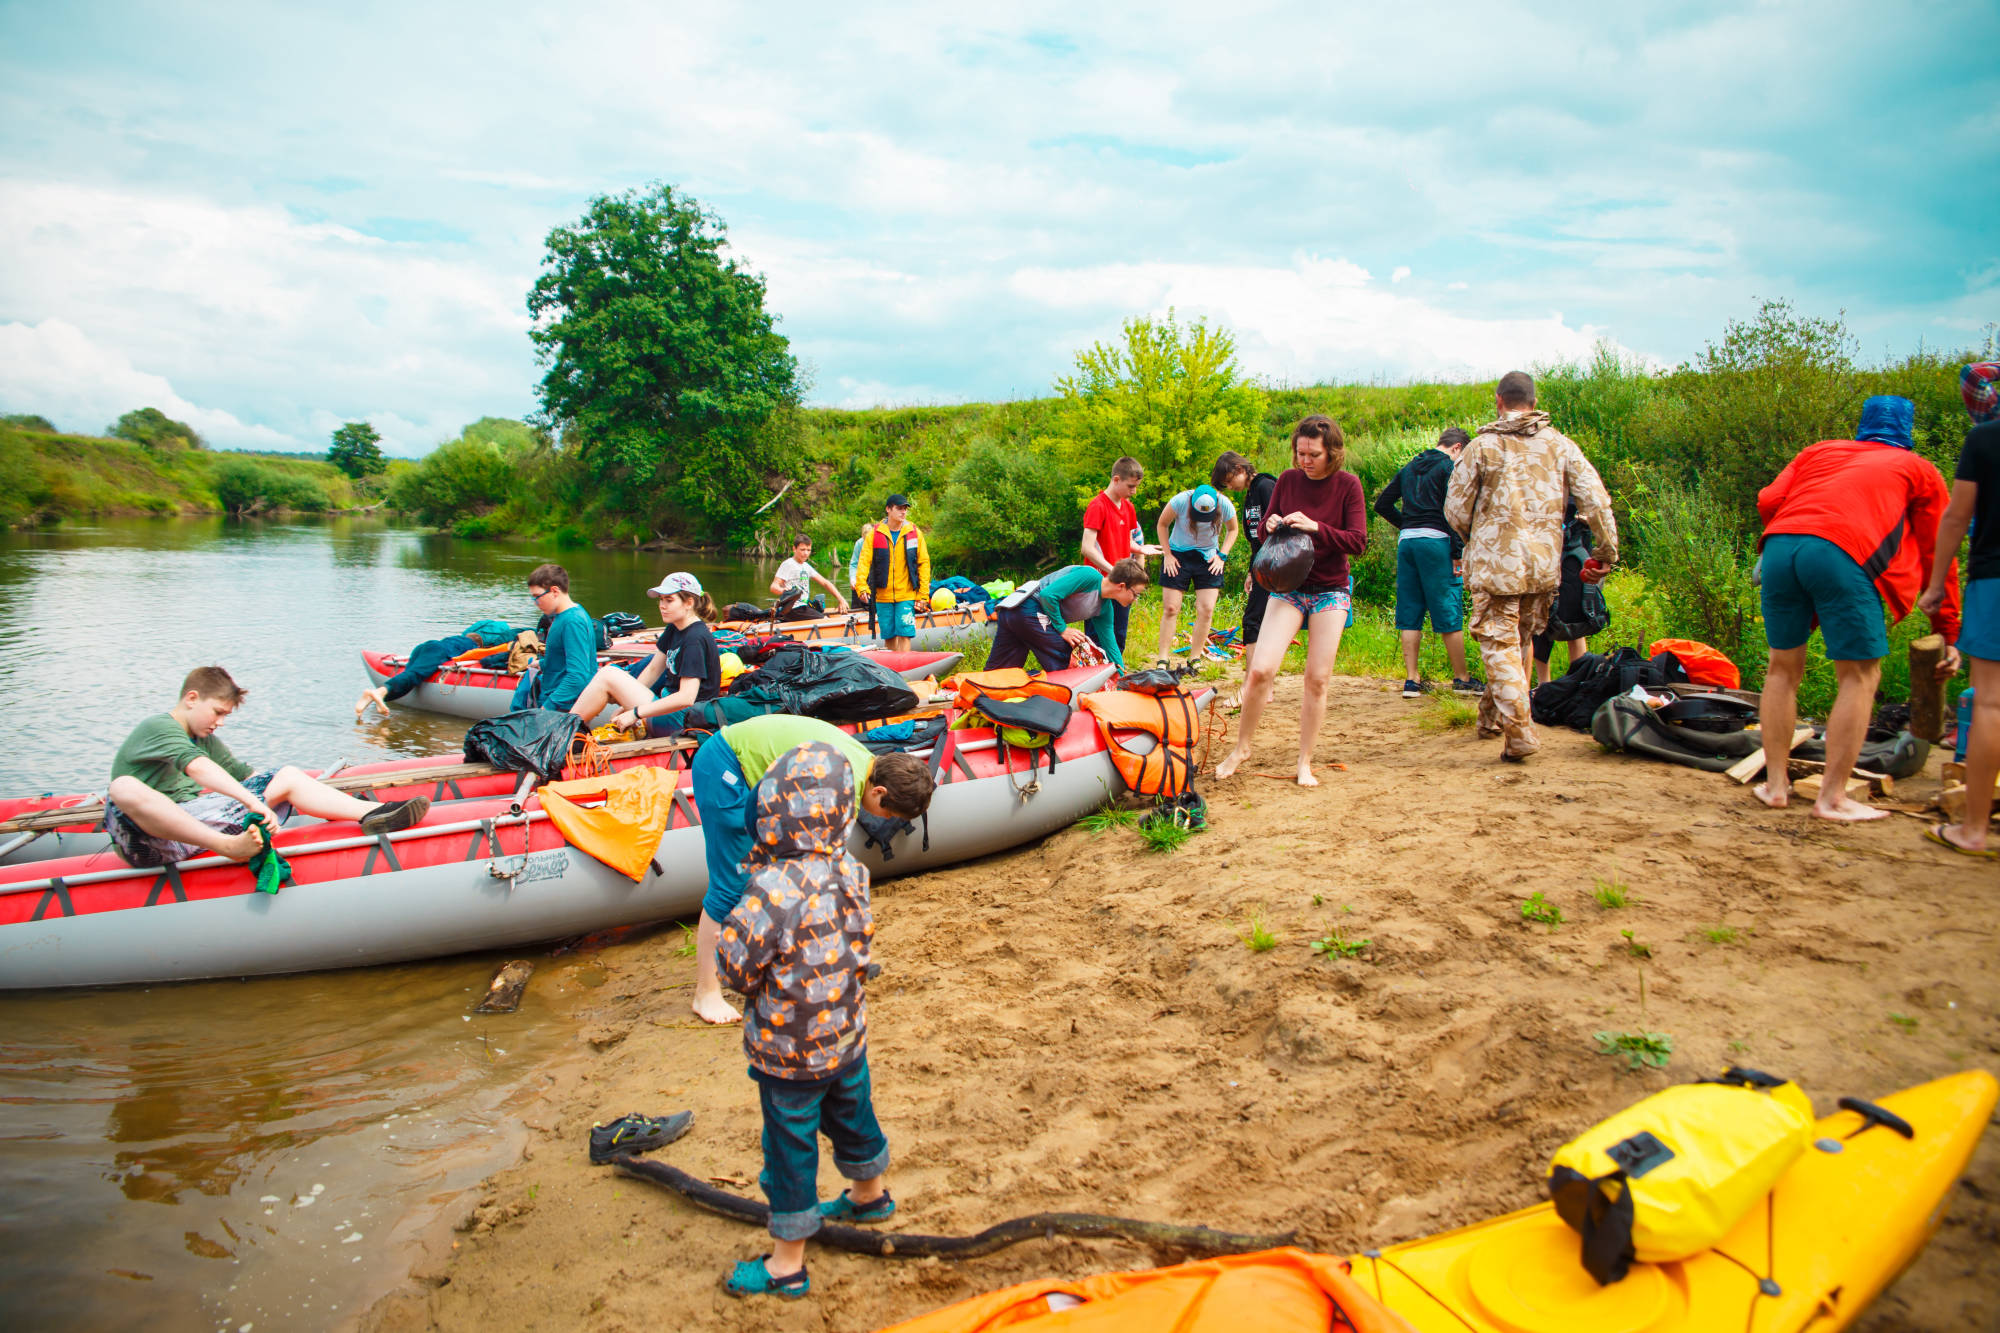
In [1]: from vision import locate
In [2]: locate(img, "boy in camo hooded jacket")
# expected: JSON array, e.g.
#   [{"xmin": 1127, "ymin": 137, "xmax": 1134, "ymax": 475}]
[{"xmin": 715, "ymin": 740, "xmax": 894, "ymax": 1299}]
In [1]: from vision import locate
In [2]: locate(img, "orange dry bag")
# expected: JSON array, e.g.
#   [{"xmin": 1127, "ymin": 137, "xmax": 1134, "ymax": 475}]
[
  {"xmin": 1082, "ymin": 688, "xmax": 1201, "ymax": 797},
  {"xmin": 1647, "ymin": 639, "xmax": 1741, "ymax": 690}
]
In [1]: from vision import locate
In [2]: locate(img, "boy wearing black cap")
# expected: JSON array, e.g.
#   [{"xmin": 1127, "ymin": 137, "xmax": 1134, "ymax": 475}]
[{"xmin": 854, "ymin": 494, "xmax": 930, "ymax": 652}]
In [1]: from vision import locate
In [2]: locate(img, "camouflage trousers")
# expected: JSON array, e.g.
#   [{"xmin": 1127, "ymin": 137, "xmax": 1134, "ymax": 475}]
[{"xmin": 1469, "ymin": 590, "xmax": 1554, "ymax": 757}]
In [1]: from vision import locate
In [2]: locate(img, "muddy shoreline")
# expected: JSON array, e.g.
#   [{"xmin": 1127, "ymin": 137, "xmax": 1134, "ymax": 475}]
[{"xmin": 361, "ymin": 672, "xmax": 2000, "ymax": 1332}]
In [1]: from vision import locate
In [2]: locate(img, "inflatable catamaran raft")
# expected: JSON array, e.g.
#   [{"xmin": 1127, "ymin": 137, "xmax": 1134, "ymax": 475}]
[{"xmin": 0, "ymin": 666, "xmax": 1151, "ymax": 989}]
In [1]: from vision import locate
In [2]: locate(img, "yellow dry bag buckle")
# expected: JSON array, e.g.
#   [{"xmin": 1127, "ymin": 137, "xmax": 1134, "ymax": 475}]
[{"xmin": 1546, "ymin": 1066, "xmax": 1814, "ymax": 1284}]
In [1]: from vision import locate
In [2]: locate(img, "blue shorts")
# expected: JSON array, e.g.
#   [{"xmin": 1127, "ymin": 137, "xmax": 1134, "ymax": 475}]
[
  {"xmin": 1394, "ymin": 537, "xmax": 1463, "ymax": 632},
  {"xmin": 1273, "ymin": 586, "xmax": 1353, "ymax": 622},
  {"xmin": 694, "ymin": 735, "xmax": 755, "ymax": 923},
  {"xmin": 1959, "ymin": 577, "xmax": 2000, "ymax": 662},
  {"xmin": 1760, "ymin": 533, "xmax": 1888, "ymax": 661},
  {"xmin": 875, "ymin": 599, "xmax": 916, "ymax": 640}
]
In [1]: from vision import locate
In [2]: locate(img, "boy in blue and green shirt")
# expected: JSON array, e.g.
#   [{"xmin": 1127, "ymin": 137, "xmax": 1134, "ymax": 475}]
[{"xmin": 987, "ymin": 559, "xmax": 1149, "ymax": 673}]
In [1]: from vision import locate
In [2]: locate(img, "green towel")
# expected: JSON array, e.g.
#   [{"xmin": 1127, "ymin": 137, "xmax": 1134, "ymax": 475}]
[{"xmin": 243, "ymin": 812, "xmax": 294, "ymax": 895}]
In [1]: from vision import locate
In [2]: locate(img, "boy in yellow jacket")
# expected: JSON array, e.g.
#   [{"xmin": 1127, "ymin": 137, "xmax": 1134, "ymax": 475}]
[{"xmin": 852, "ymin": 493, "xmax": 931, "ymax": 651}]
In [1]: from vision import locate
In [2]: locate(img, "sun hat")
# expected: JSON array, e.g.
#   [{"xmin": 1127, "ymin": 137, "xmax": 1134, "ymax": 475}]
[{"xmin": 646, "ymin": 572, "xmax": 704, "ymax": 598}]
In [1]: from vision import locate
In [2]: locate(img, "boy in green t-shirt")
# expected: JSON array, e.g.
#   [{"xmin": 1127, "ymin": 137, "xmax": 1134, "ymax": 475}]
[
  {"xmin": 987, "ymin": 559, "xmax": 1148, "ymax": 673},
  {"xmin": 105, "ymin": 666, "xmax": 431, "ymax": 868}
]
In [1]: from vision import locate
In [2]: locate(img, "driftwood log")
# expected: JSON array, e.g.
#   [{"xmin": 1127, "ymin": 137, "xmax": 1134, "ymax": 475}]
[
  {"xmin": 612, "ymin": 1157, "xmax": 1295, "ymax": 1259},
  {"xmin": 1909, "ymin": 633, "xmax": 1947, "ymax": 742}
]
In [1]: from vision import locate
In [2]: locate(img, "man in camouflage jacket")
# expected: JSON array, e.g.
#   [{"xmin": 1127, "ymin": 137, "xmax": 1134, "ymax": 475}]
[{"xmin": 1445, "ymin": 371, "xmax": 1619, "ymax": 759}]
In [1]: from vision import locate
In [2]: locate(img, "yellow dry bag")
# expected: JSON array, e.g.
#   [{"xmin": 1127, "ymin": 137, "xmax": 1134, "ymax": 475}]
[{"xmin": 1546, "ymin": 1066, "xmax": 1814, "ymax": 1284}]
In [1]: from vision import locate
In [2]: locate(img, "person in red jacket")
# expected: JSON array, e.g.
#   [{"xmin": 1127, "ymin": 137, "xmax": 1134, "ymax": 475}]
[
  {"xmin": 1215, "ymin": 415, "xmax": 1367, "ymax": 787},
  {"xmin": 1754, "ymin": 395, "xmax": 1961, "ymax": 822}
]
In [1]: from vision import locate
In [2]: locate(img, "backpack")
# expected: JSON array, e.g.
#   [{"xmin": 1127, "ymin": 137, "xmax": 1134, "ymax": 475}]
[
  {"xmin": 1547, "ymin": 578, "xmax": 1611, "ymax": 641},
  {"xmin": 1531, "ymin": 648, "xmax": 1690, "ymax": 732},
  {"xmin": 599, "ymin": 612, "xmax": 646, "ymax": 639},
  {"xmin": 1547, "ymin": 1068, "xmax": 1814, "ymax": 1284}
]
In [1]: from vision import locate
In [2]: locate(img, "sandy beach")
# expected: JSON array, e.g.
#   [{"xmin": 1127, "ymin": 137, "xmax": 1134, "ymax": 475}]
[{"xmin": 362, "ymin": 671, "xmax": 2000, "ymax": 1333}]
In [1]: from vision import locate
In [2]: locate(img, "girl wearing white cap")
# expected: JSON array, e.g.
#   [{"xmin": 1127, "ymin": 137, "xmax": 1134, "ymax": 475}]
[{"xmin": 566, "ymin": 572, "xmax": 722, "ymax": 734}]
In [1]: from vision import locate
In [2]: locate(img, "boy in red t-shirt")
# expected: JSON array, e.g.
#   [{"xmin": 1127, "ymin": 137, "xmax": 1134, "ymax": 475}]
[{"xmin": 1081, "ymin": 456, "xmax": 1160, "ymax": 663}]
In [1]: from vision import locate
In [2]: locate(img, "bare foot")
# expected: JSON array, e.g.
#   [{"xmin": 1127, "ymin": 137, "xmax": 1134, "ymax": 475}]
[
  {"xmin": 1214, "ymin": 747, "xmax": 1251, "ymax": 780},
  {"xmin": 1295, "ymin": 759, "xmax": 1319, "ymax": 787},
  {"xmin": 1753, "ymin": 782, "xmax": 1789, "ymax": 809},
  {"xmin": 355, "ymin": 687, "xmax": 387, "ymax": 717},
  {"xmin": 224, "ymin": 828, "xmax": 265, "ymax": 861},
  {"xmin": 1934, "ymin": 822, "xmax": 1990, "ymax": 854},
  {"xmin": 1813, "ymin": 797, "xmax": 1887, "ymax": 823},
  {"xmin": 691, "ymin": 990, "xmax": 742, "ymax": 1024}
]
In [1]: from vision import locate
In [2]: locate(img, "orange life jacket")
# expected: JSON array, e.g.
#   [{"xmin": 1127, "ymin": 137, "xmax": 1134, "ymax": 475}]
[
  {"xmin": 1081, "ymin": 687, "xmax": 1200, "ymax": 797},
  {"xmin": 948, "ymin": 669, "xmax": 1076, "ymax": 713}
]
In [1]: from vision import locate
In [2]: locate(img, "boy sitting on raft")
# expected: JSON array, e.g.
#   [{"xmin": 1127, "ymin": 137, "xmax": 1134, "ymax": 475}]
[
  {"xmin": 988, "ymin": 558, "xmax": 1148, "ymax": 673},
  {"xmin": 717, "ymin": 740, "xmax": 894, "ymax": 1299},
  {"xmin": 108, "ymin": 666, "xmax": 430, "ymax": 867},
  {"xmin": 509, "ymin": 563, "xmax": 597, "ymax": 712},
  {"xmin": 691, "ymin": 714, "xmax": 933, "ymax": 1025},
  {"xmin": 355, "ymin": 617, "xmax": 517, "ymax": 716}
]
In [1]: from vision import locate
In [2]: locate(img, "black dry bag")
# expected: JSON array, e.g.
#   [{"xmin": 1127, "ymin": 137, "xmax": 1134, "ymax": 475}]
[{"xmin": 1252, "ymin": 528, "xmax": 1316, "ymax": 594}]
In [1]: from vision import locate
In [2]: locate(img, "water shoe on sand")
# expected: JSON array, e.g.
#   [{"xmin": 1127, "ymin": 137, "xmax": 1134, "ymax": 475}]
[
  {"xmin": 819, "ymin": 1189, "xmax": 896, "ymax": 1223},
  {"xmin": 361, "ymin": 797, "xmax": 431, "ymax": 835},
  {"xmin": 589, "ymin": 1110, "xmax": 694, "ymax": 1163},
  {"xmin": 725, "ymin": 1255, "xmax": 810, "ymax": 1299}
]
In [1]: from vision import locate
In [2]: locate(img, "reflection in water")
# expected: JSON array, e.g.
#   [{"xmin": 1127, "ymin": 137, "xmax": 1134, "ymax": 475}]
[
  {"xmin": 0, "ymin": 517, "xmax": 782, "ymax": 792},
  {"xmin": 0, "ymin": 955, "xmax": 592, "ymax": 1331}
]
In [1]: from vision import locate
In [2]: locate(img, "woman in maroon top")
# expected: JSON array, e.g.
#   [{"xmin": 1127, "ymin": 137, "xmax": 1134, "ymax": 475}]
[{"xmin": 1215, "ymin": 415, "xmax": 1368, "ymax": 786}]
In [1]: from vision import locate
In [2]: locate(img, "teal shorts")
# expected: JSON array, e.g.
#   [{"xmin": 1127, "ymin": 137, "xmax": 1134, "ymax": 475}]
[
  {"xmin": 875, "ymin": 599, "xmax": 916, "ymax": 639},
  {"xmin": 1759, "ymin": 533, "xmax": 1888, "ymax": 661},
  {"xmin": 1394, "ymin": 537, "xmax": 1463, "ymax": 632}
]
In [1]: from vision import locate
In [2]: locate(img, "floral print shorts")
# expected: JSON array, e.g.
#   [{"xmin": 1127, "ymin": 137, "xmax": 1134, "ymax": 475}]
[{"xmin": 1273, "ymin": 586, "xmax": 1352, "ymax": 620}]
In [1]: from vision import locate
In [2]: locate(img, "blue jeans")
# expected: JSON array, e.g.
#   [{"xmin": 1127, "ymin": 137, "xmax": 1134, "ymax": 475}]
[
  {"xmin": 756, "ymin": 1057, "xmax": 891, "ymax": 1241},
  {"xmin": 383, "ymin": 635, "xmax": 477, "ymax": 701},
  {"xmin": 695, "ymin": 734, "xmax": 754, "ymax": 923}
]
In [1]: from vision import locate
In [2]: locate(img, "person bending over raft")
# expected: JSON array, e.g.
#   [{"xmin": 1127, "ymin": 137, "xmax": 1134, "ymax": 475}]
[
  {"xmin": 691, "ymin": 715, "xmax": 934, "ymax": 1025},
  {"xmin": 108, "ymin": 666, "xmax": 431, "ymax": 867},
  {"xmin": 989, "ymin": 559, "xmax": 1149, "ymax": 673},
  {"xmin": 567, "ymin": 573, "xmax": 721, "ymax": 735},
  {"xmin": 1216, "ymin": 415, "xmax": 1368, "ymax": 787},
  {"xmin": 355, "ymin": 618, "xmax": 517, "ymax": 716},
  {"xmin": 512, "ymin": 563, "xmax": 597, "ymax": 713}
]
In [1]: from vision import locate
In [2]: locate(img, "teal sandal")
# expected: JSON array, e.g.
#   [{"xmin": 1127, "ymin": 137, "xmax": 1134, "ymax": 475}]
[
  {"xmin": 725, "ymin": 1255, "xmax": 809, "ymax": 1299},
  {"xmin": 819, "ymin": 1188, "xmax": 896, "ymax": 1223}
]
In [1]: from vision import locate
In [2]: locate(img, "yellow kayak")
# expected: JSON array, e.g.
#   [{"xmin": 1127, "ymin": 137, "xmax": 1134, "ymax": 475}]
[
  {"xmin": 1352, "ymin": 1069, "xmax": 1998, "ymax": 1332},
  {"xmin": 878, "ymin": 1072, "xmax": 1994, "ymax": 1333}
]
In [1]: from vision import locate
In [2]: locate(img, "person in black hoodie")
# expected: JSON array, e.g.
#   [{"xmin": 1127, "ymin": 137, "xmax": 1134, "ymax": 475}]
[{"xmin": 1375, "ymin": 428, "xmax": 1477, "ymax": 696}]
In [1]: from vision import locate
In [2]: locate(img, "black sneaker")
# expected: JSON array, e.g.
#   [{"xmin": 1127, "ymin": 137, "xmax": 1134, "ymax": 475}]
[
  {"xmin": 1452, "ymin": 678, "xmax": 1482, "ymax": 695},
  {"xmin": 589, "ymin": 1110, "xmax": 693, "ymax": 1164},
  {"xmin": 360, "ymin": 796, "xmax": 431, "ymax": 835},
  {"xmin": 1401, "ymin": 679, "xmax": 1422, "ymax": 698}
]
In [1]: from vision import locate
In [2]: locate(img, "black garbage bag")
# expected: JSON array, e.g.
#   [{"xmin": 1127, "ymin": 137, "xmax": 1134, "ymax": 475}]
[
  {"xmin": 1251, "ymin": 528, "xmax": 1316, "ymax": 593},
  {"xmin": 730, "ymin": 645, "xmax": 917, "ymax": 722},
  {"xmin": 463, "ymin": 709, "xmax": 585, "ymax": 779},
  {"xmin": 1532, "ymin": 649, "xmax": 1690, "ymax": 732}
]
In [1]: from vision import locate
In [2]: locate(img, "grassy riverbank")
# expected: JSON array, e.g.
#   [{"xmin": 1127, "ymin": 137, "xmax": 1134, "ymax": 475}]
[{"xmin": 0, "ymin": 422, "xmax": 388, "ymax": 523}]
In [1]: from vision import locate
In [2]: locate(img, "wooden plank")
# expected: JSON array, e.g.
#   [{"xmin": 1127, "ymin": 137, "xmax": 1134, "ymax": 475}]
[
  {"xmin": 1725, "ymin": 726, "xmax": 1815, "ymax": 784},
  {"xmin": 0, "ymin": 734, "xmax": 701, "ymax": 834},
  {"xmin": 1908, "ymin": 633, "xmax": 1947, "ymax": 742},
  {"xmin": 1795, "ymin": 774, "xmax": 1869, "ymax": 803}
]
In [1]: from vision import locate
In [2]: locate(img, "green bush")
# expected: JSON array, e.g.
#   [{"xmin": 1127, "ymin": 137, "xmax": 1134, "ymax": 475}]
[
  {"xmin": 209, "ymin": 457, "xmax": 328, "ymax": 513},
  {"xmin": 932, "ymin": 439, "xmax": 1078, "ymax": 570},
  {"xmin": 386, "ymin": 437, "xmax": 517, "ymax": 525}
]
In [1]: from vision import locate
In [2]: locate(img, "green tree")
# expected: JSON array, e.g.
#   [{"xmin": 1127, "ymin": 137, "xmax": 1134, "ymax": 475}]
[
  {"xmin": 109, "ymin": 406, "xmax": 203, "ymax": 451},
  {"xmin": 933, "ymin": 440, "xmax": 1078, "ymax": 569},
  {"xmin": 526, "ymin": 183, "xmax": 799, "ymax": 543},
  {"xmin": 326, "ymin": 421, "xmax": 386, "ymax": 477},
  {"xmin": 384, "ymin": 437, "xmax": 517, "ymax": 527},
  {"xmin": 1038, "ymin": 311, "xmax": 1268, "ymax": 501},
  {"xmin": 2, "ymin": 413, "xmax": 57, "ymax": 433}
]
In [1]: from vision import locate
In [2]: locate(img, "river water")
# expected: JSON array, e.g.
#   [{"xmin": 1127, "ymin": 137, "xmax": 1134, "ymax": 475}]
[{"xmin": 0, "ymin": 518, "xmax": 781, "ymax": 1331}]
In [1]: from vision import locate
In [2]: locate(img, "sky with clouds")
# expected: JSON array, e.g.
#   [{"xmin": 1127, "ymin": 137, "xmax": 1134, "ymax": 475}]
[{"xmin": 1, "ymin": 1, "xmax": 1994, "ymax": 455}]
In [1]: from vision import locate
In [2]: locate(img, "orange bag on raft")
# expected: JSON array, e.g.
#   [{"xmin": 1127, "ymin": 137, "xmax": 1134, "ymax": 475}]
[
  {"xmin": 1081, "ymin": 688, "xmax": 1201, "ymax": 798},
  {"xmin": 876, "ymin": 1247, "xmax": 1416, "ymax": 1333},
  {"xmin": 1647, "ymin": 638, "xmax": 1742, "ymax": 690},
  {"xmin": 538, "ymin": 767, "xmax": 678, "ymax": 881}
]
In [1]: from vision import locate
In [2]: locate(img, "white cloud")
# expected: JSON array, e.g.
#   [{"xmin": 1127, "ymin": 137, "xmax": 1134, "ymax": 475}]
[
  {"xmin": 0, "ymin": 318, "xmax": 298, "ymax": 448},
  {"xmin": 1391, "ymin": 266, "xmax": 1411, "ymax": 284},
  {"xmin": 1012, "ymin": 256, "xmax": 1612, "ymax": 382}
]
